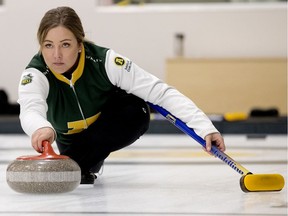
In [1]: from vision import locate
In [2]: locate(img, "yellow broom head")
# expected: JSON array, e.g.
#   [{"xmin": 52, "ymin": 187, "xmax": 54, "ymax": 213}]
[{"xmin": 240, "ymin": 174, "xmax": 285, "ymax": 192}]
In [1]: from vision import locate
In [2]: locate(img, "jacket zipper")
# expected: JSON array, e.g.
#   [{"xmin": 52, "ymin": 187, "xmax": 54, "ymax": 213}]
[{"xmin": 69, "ymin": 79, "xmax": 88, "ymax": 129}]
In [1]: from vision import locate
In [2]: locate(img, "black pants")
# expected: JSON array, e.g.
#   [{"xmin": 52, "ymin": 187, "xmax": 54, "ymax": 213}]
[{"xmin": 56, "ymin": 91, "xmax": 150, "ymax": 173}]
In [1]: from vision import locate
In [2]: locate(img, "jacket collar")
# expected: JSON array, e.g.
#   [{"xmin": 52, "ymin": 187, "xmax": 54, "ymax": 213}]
[{"xmin": 50, "ymin": 45, "xmax": 85, "ymax": 85}]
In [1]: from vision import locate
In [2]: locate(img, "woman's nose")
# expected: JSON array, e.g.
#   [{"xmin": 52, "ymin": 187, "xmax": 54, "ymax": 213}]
[{"xmin": 53, "ymin": 47, "xmax": 62, "ymax": 59}]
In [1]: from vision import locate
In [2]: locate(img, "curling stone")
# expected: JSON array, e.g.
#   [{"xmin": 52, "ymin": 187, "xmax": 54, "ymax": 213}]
[{"xmin": 6, "ymin": 141, "xmax": 81, "ymax": 194}]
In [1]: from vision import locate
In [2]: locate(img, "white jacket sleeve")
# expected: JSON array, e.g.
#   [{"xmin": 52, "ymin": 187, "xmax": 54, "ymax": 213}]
[
  {"xmin": 105, "ymin": 50, "xmax": 218, "ymax": 139},
  {"xmin": 17, "ymin": 68, "xmax": 54, "ymax": 137}
]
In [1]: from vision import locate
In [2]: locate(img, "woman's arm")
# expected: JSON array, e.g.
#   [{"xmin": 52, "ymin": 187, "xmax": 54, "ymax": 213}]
[
  {"xmin": 105, "ymin": 50, "xmax": 219, "ymax": 140},
  {"xmin": 18, "ymin": 68, "xmax": 56, "ymax": 152}
]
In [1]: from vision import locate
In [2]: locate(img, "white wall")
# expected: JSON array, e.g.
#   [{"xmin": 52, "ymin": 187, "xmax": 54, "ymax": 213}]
[{"xmin": 0, "ymin": 0, "xmax": 286, "ymax": 102}]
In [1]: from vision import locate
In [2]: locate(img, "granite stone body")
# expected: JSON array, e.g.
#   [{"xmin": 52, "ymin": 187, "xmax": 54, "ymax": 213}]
[
  {"xmin": 7, "ymin": 158, "xmax": 81, "ymax": 193},
  {"xmin": 6, "ymin": 141, "xmax": 81, "ymax": 194}
]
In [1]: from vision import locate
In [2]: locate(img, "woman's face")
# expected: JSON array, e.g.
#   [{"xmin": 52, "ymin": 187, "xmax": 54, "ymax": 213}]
[{"xmin": 41, "ymin": 26, "xmax": 82, "ymax": 74}]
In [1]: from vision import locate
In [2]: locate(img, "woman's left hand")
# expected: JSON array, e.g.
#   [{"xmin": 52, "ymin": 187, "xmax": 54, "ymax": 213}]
[{"xmin": 204, "ymin": 133, "xmax": 225, "ymax": 155}]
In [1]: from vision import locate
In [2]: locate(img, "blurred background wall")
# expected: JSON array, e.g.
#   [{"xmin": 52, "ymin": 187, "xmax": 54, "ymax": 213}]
[{"xmin": 0, "ymin": 0, "xmax": 286, "ymax": 112}]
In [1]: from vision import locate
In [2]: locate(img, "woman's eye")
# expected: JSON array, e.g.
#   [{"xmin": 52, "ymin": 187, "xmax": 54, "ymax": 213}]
[
  {"xmin": 62, "ymin": 43, "xmax": 70, "ymax": 48},
  {"xmin": 44, "ymin": 43, "xmax": 53, "ymax": 48}
]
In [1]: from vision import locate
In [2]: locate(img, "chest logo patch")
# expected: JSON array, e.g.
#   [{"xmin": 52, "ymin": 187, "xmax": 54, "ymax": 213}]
[
  {"xmin": 114, "ymin": 57, "xmax": 125, "ymax": 66},
  {"xmin": 21, "ymin": 73, "xmax": 33, "ymax": 85}
]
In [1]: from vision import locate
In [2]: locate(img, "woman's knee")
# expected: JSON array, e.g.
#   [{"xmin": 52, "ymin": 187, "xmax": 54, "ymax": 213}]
[{"xmin": 118, "ymin": 94, "xmax": 150, "ymax": 134}]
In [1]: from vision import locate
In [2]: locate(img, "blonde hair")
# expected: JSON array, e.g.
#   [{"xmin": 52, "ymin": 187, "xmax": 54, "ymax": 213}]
[{"xmin": 37, "ymin": 6, "xmax": 85, "ymax": 45}]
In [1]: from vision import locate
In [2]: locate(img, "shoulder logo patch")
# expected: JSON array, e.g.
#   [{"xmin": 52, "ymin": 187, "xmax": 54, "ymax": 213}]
[
  {"xmin": 114, "ymin": 57, "xmax": 125, "ymax": 66},
  {"xmin": 21, "ymin": 73, "xmax": 33, "ymax": 85}
]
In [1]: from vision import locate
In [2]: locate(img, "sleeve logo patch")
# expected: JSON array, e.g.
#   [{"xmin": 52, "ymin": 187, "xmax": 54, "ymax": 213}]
[
  {"xmin": 21, "ymin": 73, "xmax": 33, "ymax": 85},
  {"xmin": 114, "ymin": 57, "xmax": 125, "ymax": 66}
]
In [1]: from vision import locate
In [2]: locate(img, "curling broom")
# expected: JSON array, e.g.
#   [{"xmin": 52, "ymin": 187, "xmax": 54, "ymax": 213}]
[{"xmin": 148, "ymin": 103, "xmax": 285, "ymax": 192}]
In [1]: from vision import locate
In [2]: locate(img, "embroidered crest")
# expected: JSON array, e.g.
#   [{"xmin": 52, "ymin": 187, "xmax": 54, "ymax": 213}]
[
  {"xmin": 114, "ymin": 57, "xmax": 125, "ymax": 66},
  {"xmin": 21, "ymin": 73, "xmax": 33, "ymax": 85}
]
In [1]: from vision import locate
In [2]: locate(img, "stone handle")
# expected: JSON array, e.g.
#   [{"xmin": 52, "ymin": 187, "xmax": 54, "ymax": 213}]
[
  {"xmin": 40, "ymin": 140, "xmax": 69, "ymax": 159},
  {"xmin": 17, "ymin": 141, "xmax": 69, "ymax": 160}
]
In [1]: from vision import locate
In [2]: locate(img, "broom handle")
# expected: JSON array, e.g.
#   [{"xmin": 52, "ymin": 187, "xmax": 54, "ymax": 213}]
[{"xmin": 148, "ymin": 103, "xmax": 251, "ymax": 176}]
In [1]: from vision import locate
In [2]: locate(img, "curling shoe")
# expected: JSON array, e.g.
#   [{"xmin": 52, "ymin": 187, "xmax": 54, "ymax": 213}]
[{"xmin": 80, "ymin": 171, "xmax": 97, "ymax": 184}]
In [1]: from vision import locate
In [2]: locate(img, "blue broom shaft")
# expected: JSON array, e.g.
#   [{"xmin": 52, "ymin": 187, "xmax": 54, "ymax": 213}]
[{"xmin": 149, "ymin": 103, "xmax": 251, "ymax": 176}]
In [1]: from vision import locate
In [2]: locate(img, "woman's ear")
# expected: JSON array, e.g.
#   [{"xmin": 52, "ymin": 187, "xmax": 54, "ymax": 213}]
[{"xmin": 78, "ymin": 43, "xmax": 83, "ymax": 53}]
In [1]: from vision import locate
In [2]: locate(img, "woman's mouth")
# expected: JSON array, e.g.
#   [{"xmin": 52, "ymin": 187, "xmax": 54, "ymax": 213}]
[{"xmin": 53, "ymin": 62, "xmax": 64, "ymax": 66}]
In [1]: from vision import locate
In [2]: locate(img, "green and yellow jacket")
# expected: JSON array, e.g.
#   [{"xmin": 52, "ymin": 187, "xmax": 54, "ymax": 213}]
[{"xmin": 18, "ymin": 42, "xmax": 218, "ymax": 144}]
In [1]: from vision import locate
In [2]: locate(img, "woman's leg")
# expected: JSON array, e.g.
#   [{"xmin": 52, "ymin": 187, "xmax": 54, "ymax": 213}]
[{"xmin": 56, "ymin": 91, "xmax": 150, "ymax": 175}]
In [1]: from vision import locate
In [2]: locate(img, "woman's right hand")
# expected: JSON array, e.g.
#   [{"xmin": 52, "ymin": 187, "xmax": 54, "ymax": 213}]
[{"xmin": 31, "ymin": 127, "xmax": 55, "ymax": 152}]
